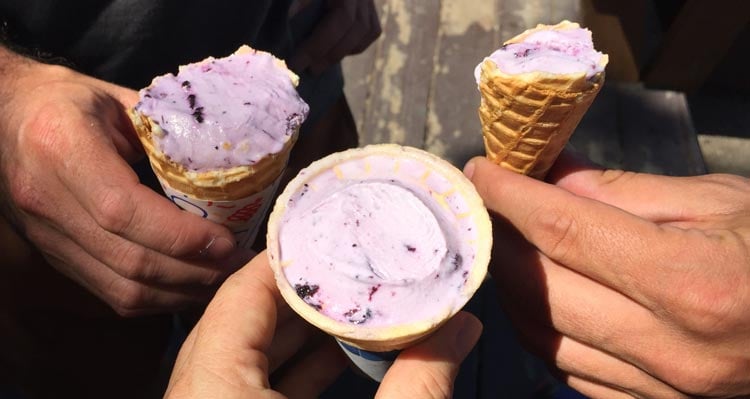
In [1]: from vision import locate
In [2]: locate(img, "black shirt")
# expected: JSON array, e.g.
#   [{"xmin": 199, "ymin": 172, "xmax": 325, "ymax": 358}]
[{"xmin": 0, "ymin": 0, "xmax": 342, "ymax": 124}]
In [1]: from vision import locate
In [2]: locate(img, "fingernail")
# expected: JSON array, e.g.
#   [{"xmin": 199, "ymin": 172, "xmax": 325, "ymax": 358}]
[
  {"xmin": 199, "ymin": 236, "xmax": 235, "ymax": 259},
  {"xmin": 463, "ymin": 159, "xmax": 476, "ymax": 180},
  {"xmin": 454, "ymin": 314, "xmax": 482, "ymax": 359}
]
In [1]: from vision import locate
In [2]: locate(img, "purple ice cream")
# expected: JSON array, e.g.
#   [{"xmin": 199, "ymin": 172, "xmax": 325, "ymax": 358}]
[
  {"xmin": 134, "ymin": 47, "xmax": 309, "ymax": 172},
  {"xmin": 474, "ymin": 23, "xmax": 606, "ymax": 82},
  {"xmin": 275, "ymin": 149, "xmax": 485, "ymax": 327}
]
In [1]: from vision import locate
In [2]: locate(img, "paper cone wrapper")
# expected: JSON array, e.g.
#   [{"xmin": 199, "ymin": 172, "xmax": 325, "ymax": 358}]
[
  {"xmin": 129, "ymin": 111, "xmax": 297, "ymax": 249},
  {"xmin": 266, "ymin": 144, "xmax": 492, "ymax": 379},
  {"xmin": 478, "ymin": 21, "xmax": 607, "ymax": 179}
]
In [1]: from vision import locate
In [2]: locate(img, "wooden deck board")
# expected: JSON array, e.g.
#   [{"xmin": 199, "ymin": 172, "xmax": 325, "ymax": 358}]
[
  {"xmin": 617, "ymin": 84, "xmax": 706, "ymax": 175},
  {"xmin": 572, "ymin": 83, "xmax": 707, "ymax": 175},
  {"xmin": 355, "ymin": 1, "xmax": 442, "ymax": 148},
  {"xmin": 424, "ymin": 0, "xmax": 499, "ymax": 166}
]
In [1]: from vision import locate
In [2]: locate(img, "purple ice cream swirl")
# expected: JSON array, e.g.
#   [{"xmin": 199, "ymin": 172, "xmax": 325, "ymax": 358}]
[
  {"xmin": 474, "ymin": 24, "xmax": 607, "ymax": 83},
  {"xmin": 277, "ymin": 152, "xmax": 484, "ymax": 328},
  {"xmin": 134, "ymin": 48, "xmax": 309, "ymax": 172}
]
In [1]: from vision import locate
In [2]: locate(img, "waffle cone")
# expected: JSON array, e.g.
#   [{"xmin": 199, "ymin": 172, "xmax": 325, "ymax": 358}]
[
  {"xmin": 266, "ymin": 144, "xmax": 492, "ymax": 352},
  {"xmin": 478, "ymin": 21, "xmax": 607, "ymax": 179}
]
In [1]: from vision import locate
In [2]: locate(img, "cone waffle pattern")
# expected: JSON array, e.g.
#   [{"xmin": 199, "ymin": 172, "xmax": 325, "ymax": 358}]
[
  {"xmin": 478, "ymin": 21, "xmax": 606, "ymax": 179},
  {"xmin": 478, "ymin": 62, "xmax": 603, "ymax": 179}
]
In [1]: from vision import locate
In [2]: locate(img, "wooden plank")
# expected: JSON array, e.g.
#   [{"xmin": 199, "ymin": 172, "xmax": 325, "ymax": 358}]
[
  {"xmin": 616, "ymin": 83, "xmax": 706, "ymax": 175},
  {"xmin": 575, "ymin": 83, "xmax": 706, "ymax": 175},
  {"xmin": 571, "ymin": 83, "xmax": 625, "ymax": 170},
  {"xmin": 423, "ymin": 0, "xmax": 500, "ymax": 167},
  {"xmin": 643, "ymin": 0, "xmax": 750, "ymax": 92},
  {"xmin": 353, "ymin": 0, "xmax": 442, "ymax": 148}
]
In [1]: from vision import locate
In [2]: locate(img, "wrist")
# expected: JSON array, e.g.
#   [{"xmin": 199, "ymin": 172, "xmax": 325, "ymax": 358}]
[
  {"xmin": 0, "ymin": 45, "xmax": 73, "ymax": 122},
  {"xmin": 0, "ymin": 46, "xmax": 34, "ymax": 120}
]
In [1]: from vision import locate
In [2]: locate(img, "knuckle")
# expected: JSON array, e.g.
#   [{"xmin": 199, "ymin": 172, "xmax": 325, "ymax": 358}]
[
  {"xmin": 201, "ymin": 268, "xmax": 225, "ymax": 287},
  {"xmin": 109, "ymin": 244, "xmax": 153, "ymax": 282},
  {"xmin": 107, "ymin": 278, "xmax": 148, "ymax": 317},
  {"xmin": 20, "ymin": 102, "xmax": 67, "ymax": 157},
  {"xmin": 163, "ymin": 225, "xmax": 195, "ymax": 257},
  {"xmin": 675, "ymin": 286, "xmax": 742, "ymax": 335},
  {"xmin": 91, "ymin": 188, "xmax": 136, "ymax": 234},
  {"xmin": 664, "ymin": 356, "xmax": 746, "ymax": 397},
  {"xmin": 527, "ymin": 205, "xmax": 580, "ymax": 262},
  {"xmin": 7, "ymin": 173, "xmax": 43, "ymax": 215},
  {"xmin": 662, "ymin": 238, "xmax": 749, "ymax": 336}
]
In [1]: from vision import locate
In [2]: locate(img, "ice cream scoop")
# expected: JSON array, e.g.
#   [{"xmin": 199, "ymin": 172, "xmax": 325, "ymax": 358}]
[
  {"xmin": 266, "ymin": 144, "xmax": 492, "ymax": 379},
  {"xmin": 474, "ymin": 23, "xmax": 606, "ymax": 82},
  {"xmin": 135, "ymin": 46, "xmax": 308, "ymax": 172}
]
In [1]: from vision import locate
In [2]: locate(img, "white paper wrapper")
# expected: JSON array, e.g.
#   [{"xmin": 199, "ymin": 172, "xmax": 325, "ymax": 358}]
[
  {"xmin": 156, "ymin": 176, "xmax": 282, "ymax": 248},
  {"xmin": 336, "ymin": 339, "xmax": 400, "ymax": 382}
]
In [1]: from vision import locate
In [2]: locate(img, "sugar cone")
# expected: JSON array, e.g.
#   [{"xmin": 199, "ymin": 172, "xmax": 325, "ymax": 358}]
[
  {"xmin": 266, "ymin": 144, "xmax": 492, "ymax": 353},
  {"xmin": 129, "ymin": 46, "xmax": 304, "ymax": 247},
  {"xmin": 478, "ymin": 21, "xmax": 608, "ymax": 179}
]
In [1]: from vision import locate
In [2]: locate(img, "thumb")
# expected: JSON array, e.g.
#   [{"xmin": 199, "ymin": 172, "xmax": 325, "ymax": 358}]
[
  {"xmin": 375, "ymin": 312, "xmax": 482, "ymax": 399},
  {"xmin": 547, "ymin": 149, "xmax": 729, "ymax": 222}
]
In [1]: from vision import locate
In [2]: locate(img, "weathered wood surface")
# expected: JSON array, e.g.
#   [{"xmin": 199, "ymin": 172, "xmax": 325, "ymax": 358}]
[
  {"xmin": 343, "ymin": 0, "xmax": 705, "ymax": 175},
  {"xmin": 572, "ymin": 83, "xmax": 706, "ymax": 175}
]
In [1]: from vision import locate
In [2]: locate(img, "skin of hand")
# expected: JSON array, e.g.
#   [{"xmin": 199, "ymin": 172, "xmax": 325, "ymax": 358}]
[
  {"xmin": 0, "ymin": 47, "xmax": 249, "ymax": 316},
  {"xmin": 464, "ymin": 152, "xmax": 750, "ymax": 399},
  {"xmin": 289, "ymin": 0, "xmax": 382, "ymax": 75},
  {"xmin": 165, "ymin": 251, "xmax": 483, "ymax": 399}
]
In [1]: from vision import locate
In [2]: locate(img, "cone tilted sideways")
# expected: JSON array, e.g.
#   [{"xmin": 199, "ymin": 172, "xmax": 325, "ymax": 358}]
[
  {"xmin": 266, "ymin": 144, "xmax": 492, "ymax": 353},
  {"xmin": 477, "ymin": 20, "xmax": 608, "ymax": 179},
  {"xmin": 129, "ymin": 45, "xmax": 309, "ymax": 247}
]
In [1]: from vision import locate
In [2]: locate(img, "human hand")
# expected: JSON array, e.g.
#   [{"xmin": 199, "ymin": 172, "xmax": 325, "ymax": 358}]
[
  {"xmin": 0, "ymin": 48, "xmax": 246, "ymax": 316},
  {"xmin": 464, "ymin": 153, "xmax": 750, "ymax": 398},
  {"xmin": 289, "ymin": 0, "xmax": 382, "ymax": 75},
  {"xmin": 165, "ymin": 251, "xmax": 483, "ymax": 399}
]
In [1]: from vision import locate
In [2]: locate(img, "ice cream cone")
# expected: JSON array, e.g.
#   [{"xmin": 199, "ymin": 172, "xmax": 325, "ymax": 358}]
[
  {"xmin": 477, "ymin": 21, "xmax": 608, "ymax": 179},
  {"xmin": 129, "ymin": 46, "xmax": 308, "ymax": 247},
  {"xmin": 266, "ymin": 144, "xmax": 492, "ymax": 379}
]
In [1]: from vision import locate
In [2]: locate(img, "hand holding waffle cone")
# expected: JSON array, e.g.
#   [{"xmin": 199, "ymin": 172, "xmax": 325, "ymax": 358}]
[{"xmin": 476, "ymin": 21, "xmax": 608, "ymax": 179}]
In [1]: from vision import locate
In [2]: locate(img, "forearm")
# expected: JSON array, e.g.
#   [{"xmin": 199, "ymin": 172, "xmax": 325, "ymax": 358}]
[
  {"xmin": 0, "ymin": 45, "xmax": 35, "ymax": 120},
  {"xmin": 0, "ymin": 44, "xmax": 34, "ymax": 80},
  {"xmin": 0, "ymin": 44, "xmax": 74, "ymax": 127}
]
